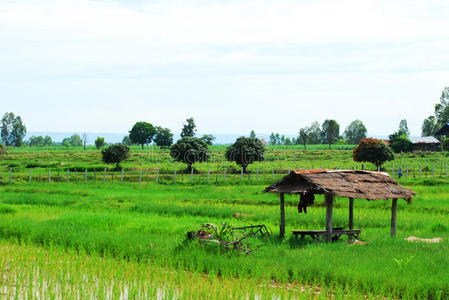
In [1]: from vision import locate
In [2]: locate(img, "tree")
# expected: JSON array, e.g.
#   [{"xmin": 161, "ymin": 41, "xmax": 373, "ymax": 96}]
[
  {"xmin": 298, "ymin": 127, "xmax": 310, "ymax": 150},
  {"xmin": 353, "ymin": 138, "xmax": 394, "ymax": 169},
  {"xmin": 269, "ymin": 133, "xmax": 276, "ymax": 145},
  {"xmin": 43, "ymin": 135, "xmax": 52, "ymax": 146},
  {"xmin": 1, "ymin": 112, "xmax": 26, "ymax": 147},
  {"xmin": 95, "ymin": 137, "xmax": 105, "ymax": 149},
  {"xmin": 201, "ymin": 134, "xmax": 215, "ymax": 145},
  {"xmin": 343, "ymin": 120, "xmax": 367, "ymax": 144},
  {"xmin": 225, "ymin": 137, "xmax": 265, "ymax": 173},
  {"xmin": 390, "ymin": 135, "xmax": 413, "ymax": 153},
  {"xmin": 82, "ymin": 133, "xmax": 88, "ymax": 150},
  {"xmin": 308, "ymin": 121, "xmax": 321, "ymax": 144},
  {"xmin": 250, "ymin": 130, "xmax": 256, "ymax": 138},
  {"xmin": 28, "ymin": 136, "xmax": 44, "ymax": 147},
  {"xmin": 129, "ymin": 122, "xmax": 156, "ymax": 149},
  {"xmin": 398, "ymin": 119, "xmax": 410, "ymax": 136},
  {"xmin": 441, "ymin": 138, "xmax": 449, "ymax": 152},
  {"xmin": 321, "ymin": 119, "xmax": 340, "ymax": 149},
  {"xmin": 435, "ymin": 87, "xmax": 449, "ymax": 127},
  {"xmin": 62, "ymin": 134, "xmax": 83, "ymax": 147},
  {"xmin": 154, "ymin": 127, "xmax": 174, "ymax": 147},
  {"xmin": 122, "ymin": 135, "xmax": 132, "ymax": 145},
  {"xmin": 180, "ymin": 117, "xmax": 197, "ymax": 138},
  {"xmin": 421, "ymin": 116, "xmax": 438, "ymax": 137},
  {"xmin": 170, "ymin": 137, "xmax": 208, "ymax": 171},
  {"xmin": 101, "ymin": 144, "xmax": 130, "ymax": 170}
]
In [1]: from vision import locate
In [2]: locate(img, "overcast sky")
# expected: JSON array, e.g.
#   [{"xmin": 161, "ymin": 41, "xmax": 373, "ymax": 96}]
[{"xmin": 1, "ymin": 0, "xmax": 449, "ymax": 136}]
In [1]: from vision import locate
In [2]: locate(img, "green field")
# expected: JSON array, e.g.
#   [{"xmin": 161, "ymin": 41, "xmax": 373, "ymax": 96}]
[{"xmin": 1, "ymin": 148, "xmax": 449, "ymax": 299}]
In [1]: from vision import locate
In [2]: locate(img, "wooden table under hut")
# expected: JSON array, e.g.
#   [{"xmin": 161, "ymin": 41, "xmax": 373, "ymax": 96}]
[{"xmin": 263, "ymin": 169, "xmax": 415, "ymax": 242}]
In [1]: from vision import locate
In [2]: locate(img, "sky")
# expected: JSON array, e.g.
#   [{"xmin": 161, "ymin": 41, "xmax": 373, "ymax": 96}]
[{"xmin": 1, "ymin": 0, "xmax": 449, "ymax": 137}]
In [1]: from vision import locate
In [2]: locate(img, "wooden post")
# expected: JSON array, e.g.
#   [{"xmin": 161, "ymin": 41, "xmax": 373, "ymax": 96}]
[
  {"xmin": 29, "ymin": 169, "xmax": 32, "ymax": 183},
  {"xmin": 139, "ymin": 169, "xmax": 142, "ymax": 184},
  {"xmin": 241, "ymin": 168, "xmax": 243, "ymax": 181},
  {"xmin": 156, "ymin": 169, "xmax": 159, "ymax": 184},
  {"xmin": 325, "ymin": 193, "xmax": 334, "ymax": 242},
  {"xmin": 377, "ymin": 165, "xmax": 380, "ymax": 172},
  {"xmin": 190, "ymin": 168, "xmax": 193, "ymax": 183},
  {"xmin": 9, "ymin": 168, "xmax": 12, "ymax": 184},
  {"xmin": 256, "ymin": 168, "xmax": 259, "ymax": 183},
  {"xmin": 174, "ymin": 170, "xmax": 177, "ymax": 183},
  {"xmin": 272, "ymin": 168, "xmax": 274, "ymax": 180},
  {"xmin": 392, "ymin": 164, "xmax": 394, "ymax": 178},
  {"xmin": 67, "ymin": 169, "xmax": 70, "ymax": 183},
  {"xmin": 121, "ymin": 169, "xmax": 124, "ymax": 183},
  {"xmin": 85, "ymin": 169, "xmax": 87, "ymax": 184},
  {"xmin": 406, "ymin": 165, "xmax": 408, "ymax": 178},
  {"xmin": 224, "ymin": 168, "xmax": 226, "ymax": 183},
  {"xmin": 103, "ymin": 168, "xmax": 106, "ymax": 184},
  {"xmin": 280, "ymin": 193, "xmax": 285, "ymax": 238},
  {"xmin": 419, "ymin": 165, "xmax": 422, "ymax": 178},
  {"xmin": 348, "ymin": 198, "xmax": 354, "ymax": 230},
  {"xmin": 48, "ymin": 169, "xmax": 51, "ymax": 183},
  {"xmin": 391, "ymin": 198, "xmax": 398, "ymax": 237},
  {"xmin": 207, "ymin": 168, "xmax": 210, "ymax": 184}
]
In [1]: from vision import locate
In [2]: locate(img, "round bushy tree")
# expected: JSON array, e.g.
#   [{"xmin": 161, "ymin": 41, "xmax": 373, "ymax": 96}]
[
  {"xmin": 390, "ymin": 135, "xmax": 413, "ymax": 153},
  {"xmin": 95, "ymin": 137, "xmax": 105, "ymax": 149},
  {"xmin": 225, "ymin": 137, "xmax": 265, "ymax": 173},
  {"xmin": 170, "ymin": 137, "xmax": 208, "ymax": 171},
  {"xmin": 353, "ymin": 138, "xmax": 394, "ymax": 169},
  {"xmin": 129, "ymin": 122, "xmax": 156, "ymax": 149},
  {"xmin": 102, "ymin": 144, "xmax": 130, "ymax": 169}
]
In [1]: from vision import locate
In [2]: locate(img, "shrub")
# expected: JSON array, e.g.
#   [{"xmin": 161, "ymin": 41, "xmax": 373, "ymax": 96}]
[
  {"xmin": 0, "ymin": 144, "xmax": 7, "ymax": 155},
  {"xmin": 95, "ymin": 137, "xmax": 105, "ymax": 149},
  {"xmin": 353, "ymin": 138, "xmax": 394, "ymax": 169},
  {"xmin": 390, "ymin": 135, "xmax": 413, "ymax": 153}
]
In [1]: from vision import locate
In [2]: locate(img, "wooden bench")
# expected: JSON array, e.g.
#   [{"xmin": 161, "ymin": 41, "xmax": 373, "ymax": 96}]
[{"xmin": 292, "ymin": 229, "xmax": 362, "ymax": 242}]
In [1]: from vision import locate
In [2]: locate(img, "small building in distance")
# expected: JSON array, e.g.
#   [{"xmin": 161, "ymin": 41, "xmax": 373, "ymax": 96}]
[{"xmin": 409, "ymin": 136, "xmax": 440, "ymax": 152}]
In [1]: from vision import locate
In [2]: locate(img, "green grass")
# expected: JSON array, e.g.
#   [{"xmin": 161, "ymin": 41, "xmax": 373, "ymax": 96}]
[{"xmin": 0, "ymin": 180, "xmax": 449, "ymax": 299}]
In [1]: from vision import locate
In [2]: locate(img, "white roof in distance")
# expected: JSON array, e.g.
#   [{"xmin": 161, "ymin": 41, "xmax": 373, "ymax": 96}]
[{"xmin": 409, "ymin": 136, "xmax": 440, "ymax": 144}]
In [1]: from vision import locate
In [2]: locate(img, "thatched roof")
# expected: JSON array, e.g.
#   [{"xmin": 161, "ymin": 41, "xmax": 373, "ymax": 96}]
[{"xmin": 264, "ymin": 170, "xmax": 415, "ymax": 202}]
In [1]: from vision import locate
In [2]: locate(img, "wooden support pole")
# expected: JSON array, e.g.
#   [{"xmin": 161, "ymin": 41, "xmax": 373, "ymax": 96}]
[
  {"xmin": 241, "ymin": 168, "xmax": 243, "ymax": 181},
  {"xmin": 391, "ymin": 198, "xmax": 398, "ymax": 237},
  {"xmin": 48, "ymin": 169, "xmax": 51, "ymax": 183},
  {"xmin": 29, "ymin": 169, "xmax": 32, "ymax": 183},
  {"xmin": 349, "ymin": 198, "xmax": 354, "ymax": 230},
  {"xmin": 103, "ymin": 168, "xmax": 106, "ymax": 184},
  {"xmin": 280, "ymin": 193, "xmax": 285, "ymax": 238},
  {"xmin": 139, "ymin": 169, "xmax": 142, "ymax": 184},
  {"xmin": 190, "ymin": 168, "xmax": 193, "ymax": 183},
  {"xmin": 207, "ymin": 168, "xmax": 210, "ymax": 184},
  {"xmin": 67, "ymin": 169, "xmax": 70, "ymax": 183},
  {"xmin": 9, "ymin": 168, "xmax": 12, "ymax": 184},
  {"xmin": 85, "ymin": 169, "xmax": 87, "ymax": 184},
  {"xmin": 256, "ymin": 168, "xmax": 259, "ymax": 183},
  {"xmin": 121, "ymin": 169, "xmax": 124, "ymax": 183},
  {"xmin": 325, "ymin": 193, "xmax": 334, "ymax": 242},
  {"xmin": 156, "ymin": 169, "xmax": 159, "ymax": 184},
  {"xmin": 174, "ymin": 170, "xmax": 177, "ymax": 183},
  {"xmin": 224, "ymin": 168, "xmax": 226, "ymax": 182}
]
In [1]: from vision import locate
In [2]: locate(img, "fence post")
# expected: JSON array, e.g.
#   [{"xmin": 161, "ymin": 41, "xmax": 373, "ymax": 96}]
[
  {"xmin": 9, "ymin": 168, "xmax": 12, "ymax": 184},
  {"xmin": 207, "ymin": 168, "xmax": 210, "ymax": 184},
  {"xmin": 67, "ymin": 169, "xmax": 70, "ymax": 183},
  {"xmin": 419, "ymin": 165, "xmax": 422, "ymax": 178},
  {"xmin": 85, "ymin": 169, "xmax": 88, "ymax": 184},
  {"xmin": 377, "ymin": 165, "xmax": 380, "ymax": 172},
  {"xmin": 362, "ymin": 164, "xmax": 365, "ymax": 170},
  {"xmin": 174, "ymin": 170, "xmax": 177, "ymax": 183},
  {"xmin": 257, "ymin": 168, "xmax": 259, "ymax": 183},
  {"xmin": 121, "ymin": 169, "xmax": 124, "ymax": 183},
  {"xmin": 433, "ymin": 166, "xmax": 435, "ymax": 177},
  {"xmin": 392, "ymin": 164, "xmax": 394, "ymax": 178},
  {"xmin": 139, "ymin": 169, "xmax": 142, "ymax": 184},
  {"xmin": 156, "ymin": 169, "xmax": 159, "ymax": 184},
  {"xmin": 103, "ymin": 168, "xmax": 106, "ymax": 184},
  {"xmin": 48, "ymin": 169, "xmax": 51, "ymax": 183},
  {"xmin": 190, "ymin": 168, "xmax": 193, "ymax": 183},
  {"xmin": 406, "ymin": 165, "xmax": 408, "ymax": 178},
  {"xmin": 241, "ymin": 168, "xmax": 243, "ymax": 181},
  {"xmin": 288, "ymin": 168, "xmax": 290, "ymax": 174},
  {"xmin": 446, "ymin": 164, "xmax": 448, "ymax": 177},
  {"xmin": 29, "ymin": 169, "xmax": 32, "ymax": 183},
  {"xmin": 272, "ymin": 168, "xmax": 274, "ymax": 180},
  {"xmin": 224, "ymin": 168, "xmax": 226, "ymax": 183}
]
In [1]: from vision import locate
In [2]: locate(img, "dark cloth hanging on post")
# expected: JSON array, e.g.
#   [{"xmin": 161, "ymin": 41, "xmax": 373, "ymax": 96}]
[{"xmin": 298, "ymin": 192, "xmax": 315, "ymax": 213}]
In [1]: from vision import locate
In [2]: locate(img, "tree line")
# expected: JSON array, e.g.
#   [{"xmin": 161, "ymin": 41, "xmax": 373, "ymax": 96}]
[{"xmin": 268, "ymin": 119, "xmax": 367, "ymax": 149}]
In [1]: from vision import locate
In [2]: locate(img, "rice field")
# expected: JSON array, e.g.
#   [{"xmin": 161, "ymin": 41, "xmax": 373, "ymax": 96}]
[{"xmin": 1, "ymin": 147, "xmax": 449, "ymax": 299}]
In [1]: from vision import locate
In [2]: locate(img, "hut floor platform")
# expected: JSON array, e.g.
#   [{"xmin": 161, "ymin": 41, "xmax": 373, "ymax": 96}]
[{"xmin": 292, "ymin": 228, "xmax": 361, "ymax": 242}]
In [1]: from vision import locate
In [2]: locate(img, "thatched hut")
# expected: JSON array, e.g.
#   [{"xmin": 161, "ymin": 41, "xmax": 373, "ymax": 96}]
[{"xmin": 264, "ymin": 169, "xmax": 415, "ymax": 242}]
